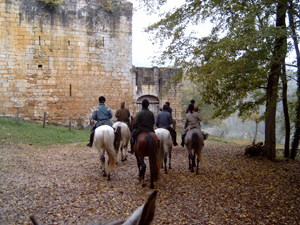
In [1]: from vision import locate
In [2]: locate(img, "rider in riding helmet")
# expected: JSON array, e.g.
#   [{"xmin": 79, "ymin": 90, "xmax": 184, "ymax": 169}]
[
  {"xmin": 155, "ymin": 104, "xmax": 178, "ymax": 146},
  {"xmin": 87, "ymin": 96, "xmax": 113, "ymax": 147},
  {"xmin": 129, "ymin": 99, "xmax": 155, "ymax": 154},
  {"xmin": 181, "ymin": 103, "xmax": 202, "ymax": 147}
]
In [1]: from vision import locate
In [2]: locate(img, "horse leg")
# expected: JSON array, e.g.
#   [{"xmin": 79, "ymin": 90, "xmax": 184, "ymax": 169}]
[
  {"xmin": 120, "ymin": 145, "xmax": 125, "ymax": 162},
  {"xmin": 191, "ymin": 153, "xmax": 195, "ymax": 173},
  {"xmin": 164, "ymin": 152, "xmax": 168, "ymax": 174},
  {"xmin": 196, "ymin": 154, "xmax": 200, "ymax": 175},
  {"xmin": 135, "ymin": 154, "xmax": 142, "ymax": 179},
  {"xmin": 168, "ymin": 150, "xmax": 172, "ymax": 169},
  {"xmin": 124, "ymin": 143, "xmax": 128, "ymax": 161},
  {"xmin": 141, "ymin": 159, "xmax": 146, "ymax": 181},
  {"xmin": 193, "ymin": 151, "xmax": 196, "ymax": 167},
  {"xmin": 100, "ymin": 152, "xmax": 106, "ymax": 177},
  {"xmin": 188, "ymin": 154, "xmax": 191, "ymax": 170}
]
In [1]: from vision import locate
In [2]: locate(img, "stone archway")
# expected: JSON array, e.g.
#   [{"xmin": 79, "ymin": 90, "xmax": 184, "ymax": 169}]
[{"xmin": 136, "ymin": 95, "xmax": 160, "ymax": 116}]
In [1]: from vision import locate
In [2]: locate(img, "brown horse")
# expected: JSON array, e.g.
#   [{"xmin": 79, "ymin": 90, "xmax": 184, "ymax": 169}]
[
  {"xmin": 134, "ymin": 131, "xmax": 161, "ymax": 189},
  {"xmin": 185, "ymin": 128, "xmax": 204, "ymax": 175}
]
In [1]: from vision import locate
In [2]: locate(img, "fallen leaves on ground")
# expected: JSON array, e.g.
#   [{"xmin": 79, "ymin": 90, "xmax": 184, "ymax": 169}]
[{"xmin": 0, "ymin": 141, "xmax": 299, "ymax": 224}]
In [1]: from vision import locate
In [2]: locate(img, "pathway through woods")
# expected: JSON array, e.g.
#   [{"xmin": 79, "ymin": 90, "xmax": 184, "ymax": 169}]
[{"xmin": 0, "ymin": 141, "xmax": 299, "ymax": 224}]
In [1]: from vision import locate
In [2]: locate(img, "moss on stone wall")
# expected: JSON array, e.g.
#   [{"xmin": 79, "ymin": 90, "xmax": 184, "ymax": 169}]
[{"xmin": 38, "ymin": 0, "xmax": 64, "ymax": 10}]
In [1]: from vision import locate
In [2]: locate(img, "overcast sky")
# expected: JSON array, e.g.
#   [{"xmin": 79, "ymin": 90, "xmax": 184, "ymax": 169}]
[
  {"xmin": 128, "ymin": 0, "xmax": 212, "ymax": 67},
  {"xmin": 128, "ymin": 0, "xmax": 163, "ymax": 67}
]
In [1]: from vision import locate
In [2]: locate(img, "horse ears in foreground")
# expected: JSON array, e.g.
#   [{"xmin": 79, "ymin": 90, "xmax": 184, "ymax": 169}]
[{"xmin": 30, "ymin": 190, "xmax": 158, "ymax": 225}]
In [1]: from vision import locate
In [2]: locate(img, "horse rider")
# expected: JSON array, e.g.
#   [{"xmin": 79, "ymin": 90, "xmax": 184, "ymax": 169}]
[
  {"xmin": 181, "ymin": 103, "xmax": 202, "ymax": 147},
  {"xmin": 165, "ymin": 101, "xmax": 172, "ymax": 115},
  {"xmin": 87, "ymin": 96, "xmax": 113, "ymax": 147},
  {"xmin": 158, "ymin": 101, "xmax": 172, "ymax": 115},
  {"xmin": 129, "ymin": 99, "xmax": 155, "ymax": 154},
  {"xmin": 115, "ymin": 100, "xmax": 131, "ymax": 127},
  {"xmin": 156, "ymin": 104, "xmax": 178, "ymax": 146},
  {"xmin": 185, "ymin": 99, "xmax": 195, "ymax": 114}
]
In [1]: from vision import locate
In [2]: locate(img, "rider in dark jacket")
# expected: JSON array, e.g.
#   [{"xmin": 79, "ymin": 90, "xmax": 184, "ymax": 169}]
[{"xmin": 129, "ymin": 99, "xmax": 155, "ymax": 154}]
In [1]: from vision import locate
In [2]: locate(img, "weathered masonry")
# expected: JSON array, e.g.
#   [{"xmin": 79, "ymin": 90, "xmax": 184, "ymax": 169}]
[
  {"xmin": 135, "ymin": 67, "xmax": 182, "ymax": 128},
  {"xmin": 0, "ymin": 0, "xmax": 182, "ymax": 128},
  {"xmin": 0, "ymin": 0, "xmax": 134, "ymax": 126}
]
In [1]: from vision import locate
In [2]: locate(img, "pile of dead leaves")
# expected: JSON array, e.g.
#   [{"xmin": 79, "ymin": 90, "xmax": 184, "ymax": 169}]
[{"xmin": 0, "ymin": 141, "xmax": 299, "ymax": 224}]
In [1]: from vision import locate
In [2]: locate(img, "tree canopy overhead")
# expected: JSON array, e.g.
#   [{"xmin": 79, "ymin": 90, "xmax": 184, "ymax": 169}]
[{"xmin": 137, "ymin": 0, "xmax": 300, "ymax": 159}]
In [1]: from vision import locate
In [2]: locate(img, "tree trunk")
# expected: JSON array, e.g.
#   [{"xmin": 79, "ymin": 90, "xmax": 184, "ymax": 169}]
[
  {"xmin": 252, "ymin": 120, "xmax": 259, "ymax": 145},
  {"xmin": 280, "ymin": 7, "xmax": 289, "ymax": 157},
  {"xmin": 281, "ymin": 63, "xmax": 290, "ymax": 157},
  {"xmin": 288, "ymin": 1, "xmax": 300, "ymax": 159},
  {"xmin": 265, "ymin": 2, "xmax": 286, "ymax": 160}
]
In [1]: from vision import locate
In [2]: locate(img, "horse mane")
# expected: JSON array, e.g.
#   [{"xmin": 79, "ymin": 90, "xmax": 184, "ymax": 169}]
[{"xmin": 147, "ymin": 134, "xmax": 160, "ymax": 182}]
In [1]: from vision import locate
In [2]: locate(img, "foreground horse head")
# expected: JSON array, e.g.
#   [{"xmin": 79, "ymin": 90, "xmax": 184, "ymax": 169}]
[
  {"xmin": 113, "ymin": 122, "xmax": 130, "ymax": 162},
  {"xmin": 134, "ymin": 132, "xmax": 160, "ymax": 189},
  {"xmin": 185, "ymin": 128, "xmax": 204, "ymax": 175},
  {"xmin": 30, "ymin": 190, "xmax": 158, "ymax": 225},
  {"xmin": 94, "ymin": 125, "xmax": 118, "ymax": 181},
  {"xmin": 154, "ymin": 128, "xmax": 173, "ymax": 174}
]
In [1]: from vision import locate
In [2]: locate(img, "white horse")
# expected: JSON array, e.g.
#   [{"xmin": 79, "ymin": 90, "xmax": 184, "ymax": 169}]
[
  {"xmin": 94, "ymin": 125, "xmax": 120, "ymax": 181},
  {"xmin": 155, "ymin": 128, "xmax": 173, "ymax": 174},
  {"xmin": 113, "ymin": 121, "xmax": 130, "ymax": 162}
]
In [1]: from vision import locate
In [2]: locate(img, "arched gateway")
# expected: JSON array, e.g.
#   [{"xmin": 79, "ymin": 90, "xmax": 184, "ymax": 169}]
[{"xmin": 136, "ymin": 95, "xmax": 160, "ymax": 116}]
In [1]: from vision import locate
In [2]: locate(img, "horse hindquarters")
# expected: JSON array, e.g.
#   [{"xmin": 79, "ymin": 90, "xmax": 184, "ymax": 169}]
[{"xmin": 95, "ymin": 127, "xmax": 117, "ymax": 181}]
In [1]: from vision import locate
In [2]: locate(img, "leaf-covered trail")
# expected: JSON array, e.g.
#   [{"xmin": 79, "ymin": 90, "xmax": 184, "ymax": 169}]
[{"xmin": 0, "ymin": 141, "xmax": 299, "ymax": 224}]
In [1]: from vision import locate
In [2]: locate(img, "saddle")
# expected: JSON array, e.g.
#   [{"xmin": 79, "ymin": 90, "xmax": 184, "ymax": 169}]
[{"xmin": 160, "ymin": 127, "xmax": 169, "ymax": 130}]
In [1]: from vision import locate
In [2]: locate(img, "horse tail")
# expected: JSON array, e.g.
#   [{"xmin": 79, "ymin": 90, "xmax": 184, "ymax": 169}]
[
  {"xmin": 104, "ymin": 130, "xmax": 117, "ymax": 172},
  {"xmin": 192, "ymin": 132, "xmax": 199, "ymax": 153},
  {"xmin": 147, "ymin": 133, "xmax": 160, "ymax": 182}
]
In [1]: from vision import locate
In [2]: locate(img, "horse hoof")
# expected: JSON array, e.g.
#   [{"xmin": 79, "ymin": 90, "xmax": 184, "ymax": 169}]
[
  {"xmin": 142, "ymin": 183, "xmax": 147, "ymax": 188},
  {"xmin": 103, "ymin": 174, "xmax": 107, "ymax": 177},
  {"xmin": 196, "ymin": 171, "xmax": 199, "ymax": 175},
  {"xmin": 108, "ymin": 178, "xmax": 111, "ymax": 181},
  {"xmin": 150, "ymin": 183, "xmax": 154, "ymax": 189},
  {"xmin": 165, "ymin": 171, "xmax": 168, "ymax": 174}
]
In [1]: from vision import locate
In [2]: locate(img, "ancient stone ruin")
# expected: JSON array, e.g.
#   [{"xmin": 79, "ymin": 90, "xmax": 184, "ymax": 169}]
[{"xmin": 0, "ymin": 0, "xmax": 182, "ymax": 128}]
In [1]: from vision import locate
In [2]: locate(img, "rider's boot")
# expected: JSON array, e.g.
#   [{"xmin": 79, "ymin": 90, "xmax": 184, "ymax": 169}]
[
  {"xmin": 180, "ymin": 133, "xmax": 185, "ymax": 147},
  {"xmin": 173, "ymin": 138, "xmax": 178, "ymax": 146},
  {"xmin": 128, "ymin": 137, "xmax": 134, "ymax": 154},
  {"xmin": 87, "ymin": 131, "xmax": 94, "ymax": 147}
]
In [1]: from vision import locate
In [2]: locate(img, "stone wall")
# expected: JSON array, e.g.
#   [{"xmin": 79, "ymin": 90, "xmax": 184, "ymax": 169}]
[
  {"xmin": 0, "ymin": 0, "xmax": 134, "ymax": 127},
  {"xmin": 135, "ymin": 67, "xmax": 182, "ymax": 129}
]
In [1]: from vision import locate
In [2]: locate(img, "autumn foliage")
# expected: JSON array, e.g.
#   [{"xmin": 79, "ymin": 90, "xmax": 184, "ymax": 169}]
[{"xmin": 0, "ymin": 141, "xmax": 299, "ymax": 224}]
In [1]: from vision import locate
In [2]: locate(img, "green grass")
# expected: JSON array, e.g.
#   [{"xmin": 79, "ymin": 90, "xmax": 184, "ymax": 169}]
[{"xmin": 0, "ymin": 118, "xmax": 90, "ymax": 146}]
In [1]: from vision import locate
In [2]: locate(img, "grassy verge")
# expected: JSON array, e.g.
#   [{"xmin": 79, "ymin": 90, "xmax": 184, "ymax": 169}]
[{"xmin": 0, "ymin": 118, "xmax": 89, "ymax": 146}]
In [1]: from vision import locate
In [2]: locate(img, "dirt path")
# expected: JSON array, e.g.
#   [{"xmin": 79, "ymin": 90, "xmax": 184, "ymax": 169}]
[{"xmin": 0, "ymin": 141, "xmax": 299, "ymax": 224}]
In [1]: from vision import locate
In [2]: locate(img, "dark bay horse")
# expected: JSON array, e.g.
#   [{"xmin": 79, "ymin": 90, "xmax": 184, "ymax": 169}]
[
  {"xmin": 134, "ymin": 131, "xmax": 161, "ymax": 189},
  {"xmin": 185, "ymin": 128, "xmax": 204, "ymax": 175}
]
